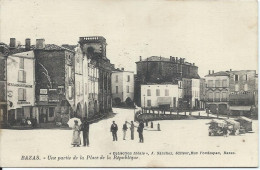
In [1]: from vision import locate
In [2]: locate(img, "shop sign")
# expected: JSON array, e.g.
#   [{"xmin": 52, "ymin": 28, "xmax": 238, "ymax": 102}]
[
  {"xmin": 40, "ymin": 89, "xmax": 48, "ymax": 94},
  {"xmin": 40, "ymin": 95, "xmax": 48, "ymax": 102}
]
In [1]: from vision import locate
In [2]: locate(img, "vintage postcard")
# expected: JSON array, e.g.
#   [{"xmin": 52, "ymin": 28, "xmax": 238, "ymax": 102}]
[{"xmin": 0, "ymin": 0, "xmax": 258, "ymax": 168}]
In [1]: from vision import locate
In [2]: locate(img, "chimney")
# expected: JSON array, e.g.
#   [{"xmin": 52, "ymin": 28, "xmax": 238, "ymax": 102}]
[
  {"xmin": 36, "ymin": 39, "xmax": 45, "ymax": 49},
  {"xmin": 170, "ymin": 56, "xmax": 172, "ymax": 61},
  {"xmin": 183, "ymin": 58, "xmax": 185, "ymax": 63},
  {"xmin": 230, "ymin": 69, "xmax": 232, "ymax": 72},
  {"xmin": 209, "ymin": 70, "xmax": 211, "ymax": 75},
  {"xmin": 140, "ymin": 56, "xmax": 142, "ymax": 61},
  {"xmin": 160, "ymin": 56, "xmax": 162, "ymax": 60},
  {"xmin": 9, "ymin": 38, "xmax": 16, "ymax": 48},
  {"xmin": 212, "ymin": 70, "xmax": 214, "ymax": 74},
  {"xmin": 192, "ymin": 63, "xmax": 195, "ymax": 66},
  {"xmin": 121, "ymin": 67, "xmax": 124, "ymax": 71},
  {"xmin": 25, "ymin": 38, "xmax": 31, "ymax": 50},
  {"xmin": 176, "ymin": 57, "xmax": 178, "ymax": 63},
  {"xmin": 172, "ymin": 57, "xmax": 175, "ymax": 62}
]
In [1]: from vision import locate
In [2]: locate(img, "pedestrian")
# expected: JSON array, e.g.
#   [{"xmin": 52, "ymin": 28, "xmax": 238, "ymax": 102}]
[
  {"xmin": 157, "ymin": 123, "xmax": 161, "ymax": 131},
  {"xmin": 81, "ymin": 117, "xmax": 90, "ymax": 147},
  {"xmin": 151, "ymin": 121, "xmax": 153, "ymax": 128},
  {"xmin": 110, "ymin": 121, "xmax": 118, "ymax": 141},
  {"xmin": 137, "ymin": 120, "xmax": 144, "ymax": 143},
  {"xmin": 71, "ymin": 120, "xmax": 81, "ymax": 147},
  {"xmin": 130, "ymin": 121, "xmax": 135, "ymax": 140},
  {"xmin": 122, "ymin": 121, "xmax": 128, "ymax": 140},
  {"xmin": 34, "ymin": 117, "xmax": 38, "ymax": 128},
  {"xmin": 145, "ymin": 120, "xmax": 148, "ymax": 126}
]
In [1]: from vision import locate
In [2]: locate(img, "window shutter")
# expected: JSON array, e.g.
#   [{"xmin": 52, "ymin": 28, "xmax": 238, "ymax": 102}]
[
  {"xmin": 23, "ymin": 89, "xmax": 26, "ymax": 100},
  {"xmin": 23, "ymin": 71, "xmax": 26, "ymax": 82},
  {"xmin": 18, "ymin": 88, "xmax": 23, "ymax": 101}
]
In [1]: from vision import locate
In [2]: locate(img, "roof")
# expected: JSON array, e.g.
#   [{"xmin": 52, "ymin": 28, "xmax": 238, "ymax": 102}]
[
  {"xmin": 61, "ymin": 44, "xmax": 77, "ymax": 51},
  {"xmin": 205, "ymin": 71, "xmax": 230, "ymax": 77},
  {"xmin": 9, "ymin": 48, "xmax": 28, "ymax": 55},
  {"xmin": 140, "ymin": 56, "xmax": 170, "ymax": 62}
]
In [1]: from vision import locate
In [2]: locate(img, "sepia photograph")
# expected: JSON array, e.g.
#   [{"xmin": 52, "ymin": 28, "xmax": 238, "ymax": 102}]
[{"xmin": 0, "ymin": 0, "xmax": 258, "ymax": 168}]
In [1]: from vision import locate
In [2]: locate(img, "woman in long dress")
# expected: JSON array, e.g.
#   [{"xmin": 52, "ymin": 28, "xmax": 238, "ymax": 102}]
[{"xmin": 71, "ymin": 120, "xmax": 81, "ymax": 147}]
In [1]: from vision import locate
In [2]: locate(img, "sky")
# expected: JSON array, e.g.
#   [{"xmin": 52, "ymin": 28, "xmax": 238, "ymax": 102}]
[{"xmin": 0, "ymin": 0, "xmax": 258, "ymax": 77}]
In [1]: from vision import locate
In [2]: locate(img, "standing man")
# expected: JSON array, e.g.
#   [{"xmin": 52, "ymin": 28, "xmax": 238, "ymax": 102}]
[
  {"xmin": 130, "ymin": 121, "xmax": 135, "ymax": 140},
  {"xmin": 122, "ymin": 121, "xmax": 128, "ymax": 140},
  {"xmin": 110, "ymin": 121, "xmax": 118, "ymax": 141},
  {"xmin": 81, "ymin": 117, "xmax": 90, "ymax": 147},
  {"xmin": 137, "ymin": 120, "xmax": 144, "ymax": 143}
]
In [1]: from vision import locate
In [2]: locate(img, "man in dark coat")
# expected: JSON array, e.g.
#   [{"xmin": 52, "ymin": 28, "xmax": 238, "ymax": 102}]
[
  {"xmin": 122, "ymin": 121, "xmax": 128, "ymax": 140},
  {"xmin": 130, "ymin": 121, "xmax": 135, "ymax": 140},
  {"xmin": 110, "ymin": 121, "xmax": 118, "ymax": 141},
  {"xmin": 137, "ymin": 121, "xmax": 144, "ymax": 143},
  {"xmin": 81, "ymin": 117, "xmax": 90, "ymax": 146}
]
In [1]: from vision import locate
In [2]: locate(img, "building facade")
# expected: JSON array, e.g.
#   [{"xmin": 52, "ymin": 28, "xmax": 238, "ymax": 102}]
[
  {"xmin": 7, "ymin": 47, "xmax": 36, "ymax": 123},
  {"xmin": 79, "ymin": 36, "xmax": 114, "ymax": 116},
  {"xmin": 34, "ymin": 39, "xmax": 75, "ymax": 124},
  {"xmin": 205, "ymin": 71, "xmax": 230, "ymax": 114},
  {"xmin": 0, "ymin": 43, "xmax": 9, "ymax": 125},
  {"xmin": 229, "ymin": 70, "xmax": 257, "ymax": 116},
  {"xmin": 111, "ymin": 68, "xmax": 134, "ymax": 104},
  {"xmin": 191, "ymin": 78, "xmax": 200, "ymax": 109},
  {"xmin": 135, "ymin": 56, "xmax": 200, "ymax": 109},
  {"xmin": 141, "ymin": 84, "xmax": 179, "ymax": 109},
  {"xmin": 199, "ymin": 78, "xmax": 206, "ymax": 109}
]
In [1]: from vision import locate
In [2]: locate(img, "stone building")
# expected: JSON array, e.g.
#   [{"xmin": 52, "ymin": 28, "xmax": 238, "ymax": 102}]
[
  {"xmin": 141, "ymin": 84, "xmax": 179, "ymax": 110},
  {"xmin": 0, "ymin": 43, "xmax": 9, "ymax": 125},
  {"xmin": 205, "ymin": 70, "xmax": 230, "ymax": 114},
  {"xmin": 6, "ymin": 38, "xmax": 36, "ymax": 123},
  {"xmin": 34, "ymin": 39, "xmax": 75, "ymax": 124},
  {"xmin": 199, "ymin": 78, "xmax": 206, "ymax": 109},
  {"xmin": 135, "ymin": 56, "xmax": 200, "ymax": 109},
  {"xmin": 111, "ymin": 68, "xmax": 134, "ymax": 105},
  {"xmin": 205, "ymin": 70, "xmax": 258, "ymax": 116},
  {"xmin": 79, "ymin": 36, "xmax": 114, "ymax": 116},
  {"xmin": 229, "ymin": 70, "xmax": 257, "ymax": 116}
]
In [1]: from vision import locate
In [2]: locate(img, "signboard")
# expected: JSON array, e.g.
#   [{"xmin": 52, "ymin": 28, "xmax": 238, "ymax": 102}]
[
  {"xmin": 48, "ymin": 89, "xmax": 59, "ymax": 103},
  {"xmin": 40, "ymin": 89, "xmax": 48, "ymax": 94},
  {"xmin": 39, "ymin": 95, "xmax": 48, "ymax": 102},
  {"xmin": 7, "ymin": 82, "xmax": 32, "ymax": 88}
]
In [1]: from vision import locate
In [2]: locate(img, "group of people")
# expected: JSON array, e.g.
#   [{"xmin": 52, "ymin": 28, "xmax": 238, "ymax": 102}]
[
  {"xmin": 110, "ymin": 120, "xmax": 144, "ymax": 143},
  {"xmin": 71, "ymin": 117, "xmax": 90, "ymax": 147}
]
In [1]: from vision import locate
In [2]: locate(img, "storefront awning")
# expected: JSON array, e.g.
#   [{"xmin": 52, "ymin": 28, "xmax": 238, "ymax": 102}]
[
  {"xmin": 229, "ymin": 106, "xmax": 251, "ymax": 111},
  {"xmin": 157, "ymin": 97, "xmax": 171, "ymax": 105}
]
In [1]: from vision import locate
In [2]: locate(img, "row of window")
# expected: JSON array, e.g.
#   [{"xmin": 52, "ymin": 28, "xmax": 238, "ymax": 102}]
[
  {"xmin": 115, "ymin": 86, "xmax": 130, "ymax": 94},
  {"xmin": 115, "ymin": 75, "xmax": 131, "ymax": 82},
  {"xmin": 207, "ymin": 79, "xmax": 228, "ymax": 87},
  {"xmin": 146, "ymin": 89, "xmax": 169, "ymax": 97},
  {"xmin": 208, "ymin": 91, "xmax": 228, "ymax": 101}
]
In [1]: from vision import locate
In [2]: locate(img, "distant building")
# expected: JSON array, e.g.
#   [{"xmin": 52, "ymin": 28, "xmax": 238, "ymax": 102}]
[
  {"xmin": 111, "ymin": 68, "xmax": 134, "ymax": 105},
  {"xmin": 205, "ymin": 70, "xmax": 258, "ymax": 116},
  {"xmin": 191, "ymin": 78, "xmax": 200, "ymax": 109},
  {"xmin": 34, "ymin": 39, "xmax": 75, "ymax": 124},
  {"xmin": 229, "ymin": 70, "xmax": 257, "ymax": 116},
  {"xmin": 205, "ymin": 70, "xmax": 230, "ymax": 114},
  {"xmin": 141, "ymin": 84, "xmax": 179, "ymax": 109},
  {"xmin": 0, "ymin": 43, "xmax": 9, "ymax": 124},
  {"xmin": 199, "ymin": 78, "xmax": 206, "ymax": 109},
  {"xmin": 7, "ymin": 38, "xmax": 36, "ymax": 123},
  {"xmin": 135, "ymin": 56, "xmax": 200, "ymax": 109}
]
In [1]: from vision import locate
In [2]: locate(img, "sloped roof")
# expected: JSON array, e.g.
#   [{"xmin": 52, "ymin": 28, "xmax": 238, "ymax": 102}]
[{"xmin": 61, "ymin": 44, "xmax": 77, "ymax": 51}]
